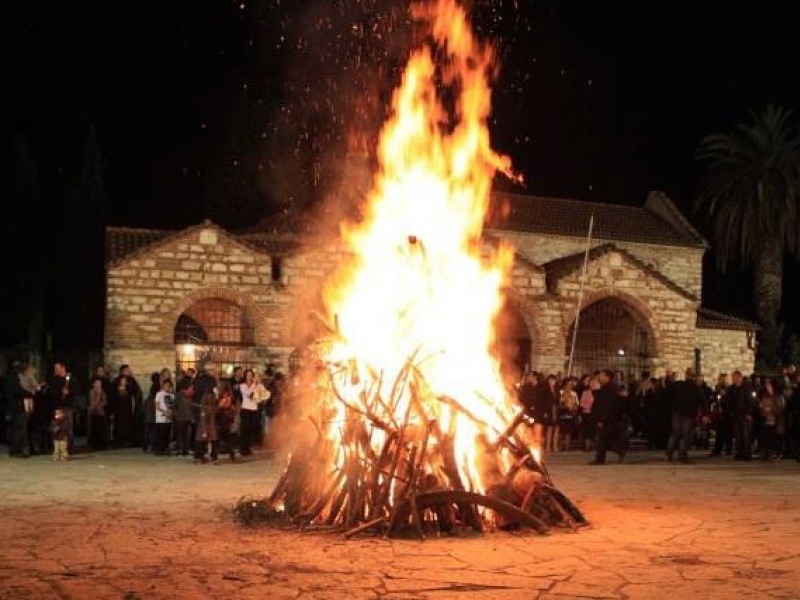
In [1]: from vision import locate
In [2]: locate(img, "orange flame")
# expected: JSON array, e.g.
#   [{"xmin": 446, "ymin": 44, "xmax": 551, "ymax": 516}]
[{"xmin": 321, "ymin": 0, "xmax": 519, "ymax": 494}]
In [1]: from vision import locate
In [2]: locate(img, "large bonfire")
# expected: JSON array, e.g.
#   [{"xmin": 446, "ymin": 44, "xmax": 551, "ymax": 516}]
[{"xmin": 256, "ymin": 0, "xmax": 586, "ymax": 537}]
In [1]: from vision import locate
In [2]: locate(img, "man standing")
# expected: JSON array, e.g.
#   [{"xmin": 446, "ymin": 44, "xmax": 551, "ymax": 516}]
[
  {"xmin": 174, "ymin": 368, "xmax": 196, "ymax": 456},
  {"xmin": 517, "ymin": 372, "xmax": 541, "ymax": 449},
  {"xmin": 730, "ymin": 370, "xmax": 755, "ymax": 460},
  {"xmin": 5, "ymin": 361, "xmax": 34, "ymax": 457},
  {"xmin": 49, "ymin": 361, "xmax": 76, "ymax": 453},
  {"xmin": 666, "ymin": 368, "xmax": 706, "ymax": 463},
  {"xmin": 192, "ymin": 361, "xmax": 218, "ymax": 462},
  {"xmin": 709, "ymin": 373, "xmax": 733, "ymax": 456},
  {"xmin": 589, "ymin": 369, "xmax": 622, "ymax": 465}
]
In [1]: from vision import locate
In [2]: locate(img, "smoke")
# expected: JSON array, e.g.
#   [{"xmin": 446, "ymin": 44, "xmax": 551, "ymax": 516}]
[{"xmin": 252, "ymin": 0, "xmax": 415, "ymax": 217}]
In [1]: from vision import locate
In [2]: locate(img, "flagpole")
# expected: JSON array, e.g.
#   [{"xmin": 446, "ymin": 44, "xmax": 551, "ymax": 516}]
[{"xmin": 566, "ymin": 215, "xmax": 594, "ymax": 379}]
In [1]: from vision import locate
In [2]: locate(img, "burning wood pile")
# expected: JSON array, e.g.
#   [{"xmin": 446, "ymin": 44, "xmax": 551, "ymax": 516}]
[
  {"xmin": 262, "ymin": 346, "xmax": 587, "ymax": 538},
  {"xmin": 250, "ymin": 0, "xmax": 587, "ymax": 538}
]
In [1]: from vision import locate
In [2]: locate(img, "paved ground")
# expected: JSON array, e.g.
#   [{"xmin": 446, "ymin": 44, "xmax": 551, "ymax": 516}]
[{"xmin": 0, "ymin": 446, "xmax": 799, "ymax": 599}]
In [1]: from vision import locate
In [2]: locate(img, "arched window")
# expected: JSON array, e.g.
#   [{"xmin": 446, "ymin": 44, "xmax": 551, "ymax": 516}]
[
  {"xmin": 174, "ymin": 297, "xmax": 256, "ymax": 375},
  {"xmin": 566, "ymin": 297, "xmax": 655, "ymax": 382}
]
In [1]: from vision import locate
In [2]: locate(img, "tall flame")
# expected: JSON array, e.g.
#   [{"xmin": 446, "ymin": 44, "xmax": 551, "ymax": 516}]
[{"xmin": 321, "ymin": 0, "xmax": 518, "ymax": 494}]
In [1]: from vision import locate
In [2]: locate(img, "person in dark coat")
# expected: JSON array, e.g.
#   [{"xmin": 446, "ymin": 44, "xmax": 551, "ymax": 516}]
[
  {"xmin": 193, "ymin": 361, "xmax": 219, "ymax": 462},
  {"xmin": 48, "ymin": 361, "xmax": 76, "ymax": 453},
  {"xmin": 174, "ymin": 371, "xmax": 195, "ymax": 456},
  {"xmin": 730, "ymin": 370, "xmax": 755, "ymax": 460},
  {"xmin": 709, "ymin": 374, "xmax": 734, "ymax": 456},
  {"xmin": 536, "ymin": 375, "xmax": 560, "ymax": 453},
  {"xmin": 4, "ymin": 361, "xmax": 34, "ymax": 457},
  {"xmin": 665, "ymin": 368, "xmax": 706, "ymax": 463},
  {"xmin": 215, "ymin": 382, "xmax": 238, "ymax": 462},
  {"xmin": 589, "ymin": 369, "xmax": 624, "ymax": 465},
  {"xmin": 517, "ymin": 372, "xmax": 542, "ymax": 449}
]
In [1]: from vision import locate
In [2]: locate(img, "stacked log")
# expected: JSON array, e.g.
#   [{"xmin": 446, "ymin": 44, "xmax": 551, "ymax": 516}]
[{"xmin": 260, "ymin": 352, "xmax": 588, "ymax": 539}]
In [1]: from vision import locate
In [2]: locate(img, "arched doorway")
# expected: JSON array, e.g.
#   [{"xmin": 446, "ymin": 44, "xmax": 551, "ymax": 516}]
[
  {"xmin": 565, "ymin": 297, "xmax": 655, "ymax": 383},
  {"xmin": 494, "ymin": 299, "xmax": 533, "ymax": 387},
  {"xmin": 174, "ymin": 297, "xmax": 256, "ymax": 375}
]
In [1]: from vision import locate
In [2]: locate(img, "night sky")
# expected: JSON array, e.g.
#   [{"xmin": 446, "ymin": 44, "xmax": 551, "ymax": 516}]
[{"xmin": 3, "ymin": 0, "xmax": 800, "ymax": 350}]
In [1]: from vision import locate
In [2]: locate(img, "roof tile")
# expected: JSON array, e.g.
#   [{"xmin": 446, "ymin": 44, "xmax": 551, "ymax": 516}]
[{"xmin": 486, "ymin": 192, "xmax": 705, "ymax": 247}]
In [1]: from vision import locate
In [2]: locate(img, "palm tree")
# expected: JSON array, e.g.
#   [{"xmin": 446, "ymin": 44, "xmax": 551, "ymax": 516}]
[{"xmin": 695, "ymin": 104, "xmax": 800, "ymax": 368}]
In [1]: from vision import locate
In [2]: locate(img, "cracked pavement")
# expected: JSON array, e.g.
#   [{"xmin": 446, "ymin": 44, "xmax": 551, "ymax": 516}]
[{"xmin": 1, "ymin": 449, "xmax": 799, "ymax": 599}]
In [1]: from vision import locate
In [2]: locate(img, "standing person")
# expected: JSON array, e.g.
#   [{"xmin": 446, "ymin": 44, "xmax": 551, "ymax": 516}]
[
  {"xmin": 617, "ymin": 383, "xmax": 632, "ymax": 459},
  {"xmin": 87, "ymin": 377, "xmax": 108, "ymax": 450},
  {"xmin": 517, "ymin": 372, "xmax": 541, "ymax": 449},
  {"xmin": 730, "ymin": 370, "xmax": 755, "ymax": 461},
  {"xmin": 174, "ymin": 373, "xmax": 194, "ymax": 456},
  {"xmin": 153, "ymin": 379, "xmax": 175, "ymax": 456},
  {"xmin": 558, "ymin": 378, "xmax": 580, "ymax": 451},
  {"xmin": 176, "ymin": 368, "xmax": 197, "ymax": 446},
  {"xmin": 193, "ymin": 361, "xmax": 218, "ymax": 463},
  {"xmin": 757, "ymin": 378, "xmax": 780, "ymax": 461},
  {"xmin": 634, "ymin": 377, "xmax": 655, "ymax": 446},
  {"xmin": 4, "ymin": 361, "xmax": 34, "ymax": 458},
  {"xmin": 589, "ymin": 369, "xmax": 623, "ymax": 465},
  {"xmin": 666, "ymin": 368, "xmax": 705, "ymax": 463},
  {"xmin": 539, "ymin": 375, "xmax": 560, "ymax": 453},
  {"xmin": 194, "ymin": 390, "xmax": 218, "ymax": 464},
  {"xmin": 110, "ymin": 373, "xmax": 135, "ymax": 447},
  {"xmin": 19, "ymin": 362, "xmax": 40, "ymax": 455},
  {"xmin": 112, "ymin": 364, "xmax": 144, "ymax": 447},
  {"xmin": 709, "ymin": 374, "xmax": 733, "ymax": 456},
  {"xmin": 49, "ymin": 361, "xmax": 76, "ymax": 454},
  {"xmin": 265, "ymin": 372, "xmax": 286, "ymax": 451},
  {"xmin": 252, "ymin": 372, "xmax": 271, "ymax": 448},
  {"xmin": 91, "ymin": 366, "xmax": 113, "ymax": 444},
  {"xmin": 141, "ymin": 372, "xmax": 160, "ymax": 453},
  {"xmin": 237, "ymin": 369, "xmax": 259, "ymax": 456},
  {"xmin": 579, "ymin": 373, "xmax": 597, "ymax": 451},
  {"xmin": 34, "ymin": 377, "xmax": 53, "ymax": 455},
  {"xmin": 51, "ymin": 408, "xmax": 69, "ymax": 461},
  {"xmin": 215, "ymin": 383, "xmax": 238, "ymax": 463}
]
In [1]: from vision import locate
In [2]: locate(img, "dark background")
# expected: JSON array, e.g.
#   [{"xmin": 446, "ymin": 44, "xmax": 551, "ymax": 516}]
[{"xmin": 2, "ymin": 0, "xmax": 799, "ymax": 357}]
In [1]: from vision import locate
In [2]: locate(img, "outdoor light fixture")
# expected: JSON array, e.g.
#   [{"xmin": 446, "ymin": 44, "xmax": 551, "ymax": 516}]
[
  {"xmin": 617, "ymin": 348, "xmax": 626, "ymax": 356},
  {"xmin": 178, "ymin": 343, "xmax": 196, "ymax": 363}
]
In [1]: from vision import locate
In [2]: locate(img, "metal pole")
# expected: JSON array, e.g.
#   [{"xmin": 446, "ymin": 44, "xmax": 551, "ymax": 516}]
[{"xmin": 566, "ymin": 215, "xmax": 594, "ymax": 379}]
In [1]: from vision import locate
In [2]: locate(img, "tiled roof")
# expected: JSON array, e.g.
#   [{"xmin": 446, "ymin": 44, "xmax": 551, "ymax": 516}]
[
  {"xmin": 236, "ymin": 233, "xmax": 302, "ymax": 255},
  {"xmin": 696, "ymin": 308, "xmax": 759, "ymax": 331},
  {"xmin": 107, "ymin": 191, "xmax": 707, "ymax": 264},
  {"xmin": 106, "ymin": 227, "xmax": 173, "ymax": 264},
  {"xmin": 542, "ymin": 243, "xmax": 698, "ymax": 301},
  {"xmin": 105, "ymin": 222, "xmax": 297, "ymax": 266},
  {"xmin": 486, "ymin": 191, "xmax": 707, "ymax": 248}
]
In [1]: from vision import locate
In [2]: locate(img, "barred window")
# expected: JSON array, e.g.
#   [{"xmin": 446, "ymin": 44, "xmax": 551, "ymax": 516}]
[{"xmin": 174, "ymin": 298, "xmax": 256, "ymax": 375}]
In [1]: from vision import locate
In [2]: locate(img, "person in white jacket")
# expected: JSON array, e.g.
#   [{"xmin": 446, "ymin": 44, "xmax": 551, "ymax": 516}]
[{"xmin": 153, "ymin": 380, "xmax": 175, "ymax": 456}]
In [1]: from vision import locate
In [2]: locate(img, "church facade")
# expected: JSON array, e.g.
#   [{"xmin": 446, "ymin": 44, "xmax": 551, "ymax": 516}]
[{"xmin": 104, "ymin": 191, "xmax": 756, "ymax": 382}]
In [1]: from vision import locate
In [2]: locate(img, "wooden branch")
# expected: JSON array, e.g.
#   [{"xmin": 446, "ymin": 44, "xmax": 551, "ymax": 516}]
[
  {"xmin": 344, "ymin": 516, "xmax": 388, "ymax": 538},
  {"xmin": 392, "ymin": 490, "xmax": 549, "ymax": 535}
]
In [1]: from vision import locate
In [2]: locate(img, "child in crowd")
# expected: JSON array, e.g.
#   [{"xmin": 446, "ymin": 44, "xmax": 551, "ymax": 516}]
[
  {"xmin": 52, "ymin": 408, "xmax": 69, "ymax": 461},
  {"xmin": 154, "ymin": 380, "xmax": 175, "ymax": 456}
]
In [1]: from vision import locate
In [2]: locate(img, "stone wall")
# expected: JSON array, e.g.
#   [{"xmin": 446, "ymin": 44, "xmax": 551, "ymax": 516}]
[
  {"xmin": 696, "ymin": 327, "xmax": 757, "ymax": 380},
  {"xmin": 490, "ymin": 230, "xmax": 704, "ymax": 298},
  {"xmin": 105, "ymin": 222, "xmax": 753, "ymax": 382},
  {"xmin": 105, "ymin": 223, "xmax": 358, "ymax": 375},
  {"xmin": 521, "ymin": 248, "xmax": 698, "ymax": 375}
]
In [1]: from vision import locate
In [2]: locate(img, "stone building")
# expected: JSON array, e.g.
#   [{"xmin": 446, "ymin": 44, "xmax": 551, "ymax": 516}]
[{"xmin": 104, "ymin": 190, "xmax": 756, "ymax": 382}]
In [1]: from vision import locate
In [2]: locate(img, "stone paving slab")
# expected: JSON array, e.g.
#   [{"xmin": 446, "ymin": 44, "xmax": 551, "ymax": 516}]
[{"xmin": 1, "ymin": 448, "xmax": 799, "ymax": 599}]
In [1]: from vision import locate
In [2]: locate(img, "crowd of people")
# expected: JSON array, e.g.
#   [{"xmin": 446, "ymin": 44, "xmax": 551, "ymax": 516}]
[
  {"xmin": 516, "ymin": 365, "xmax": 800, "ymax": 465},
  {"xmin": 5, "ymin": 356, "xmax": 800, "ymax": 468},
  {"xmin": 1, "ymin": 359, "xmax": 288, "ymax": 464}
]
